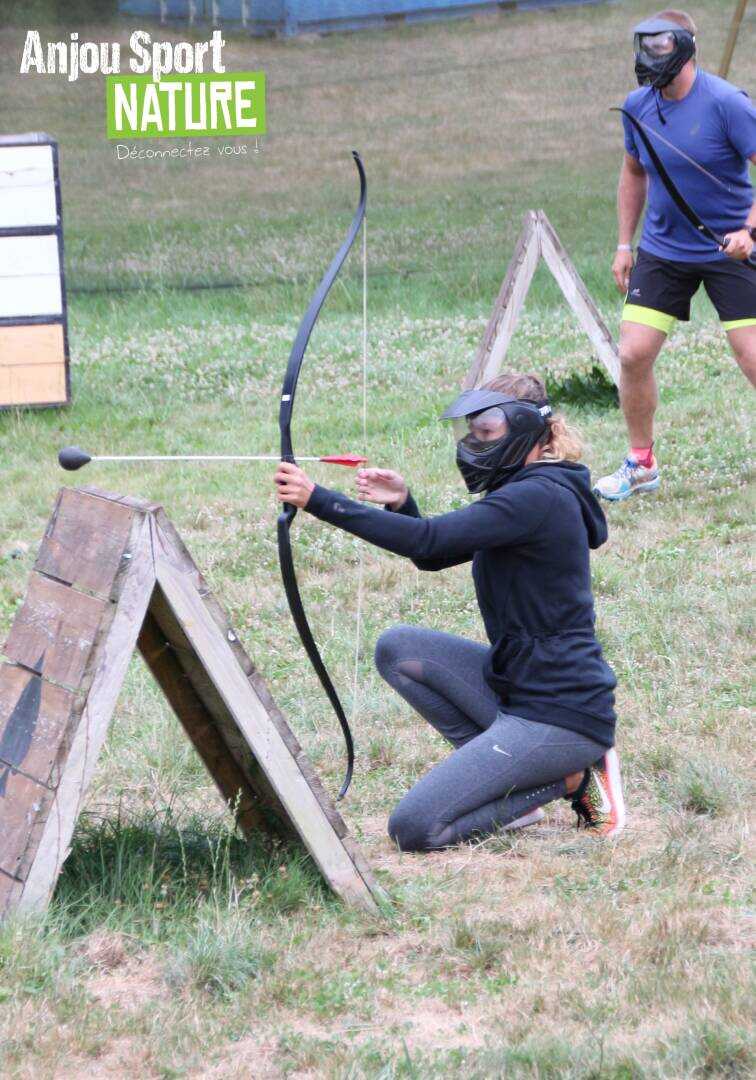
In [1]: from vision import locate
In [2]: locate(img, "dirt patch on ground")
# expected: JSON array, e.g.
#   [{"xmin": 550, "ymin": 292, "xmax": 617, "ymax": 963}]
[
  {"xmin": 54, "ymin": 1037, "xmax": 153, "ymax": 1080},
  {"xmin": 81, "ymin": 931, "xmax": 163, "ymax": 1011},
  {"xmin": 202, "ymin": 1000, "xmax": 487, "ymax": 1079}
]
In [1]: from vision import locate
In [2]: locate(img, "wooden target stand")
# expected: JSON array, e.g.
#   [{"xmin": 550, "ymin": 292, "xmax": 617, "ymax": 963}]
[
  {"xmin": 465, "ymin": 210, "xmax": 620, "ymax": 391},
  {"xmin": 0, "ymin": 487, "xmax": 384, "ymax": 919},
  {"xmin": 0, "ymin": 133, "xmax": 70, "ymax": 409}
]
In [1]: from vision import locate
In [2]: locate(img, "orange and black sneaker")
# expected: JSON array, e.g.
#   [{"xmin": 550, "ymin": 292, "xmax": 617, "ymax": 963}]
[{"xmin": 571, "ymin": 749, "xmax": 626, "ymax": 837}]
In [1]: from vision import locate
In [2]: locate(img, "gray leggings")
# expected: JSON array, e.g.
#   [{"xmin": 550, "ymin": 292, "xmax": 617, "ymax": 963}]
[{"xmin": 375, "ymin": 624, "xmax": 605, "ymax": 851}]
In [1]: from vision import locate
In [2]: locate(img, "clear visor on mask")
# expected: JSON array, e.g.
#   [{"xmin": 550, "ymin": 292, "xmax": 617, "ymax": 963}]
[
  {"xmin": 636, "ymin": 30, "xmax": 677, "ymax": 56},
  {"xmin": 466, "ymin": 406, "xmax": 509, "ymax": 445}
]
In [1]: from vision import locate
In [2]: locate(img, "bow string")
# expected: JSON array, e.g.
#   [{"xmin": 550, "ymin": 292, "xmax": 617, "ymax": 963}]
[{"xmin": 278, "ymin": 151, "xmax": 367, "ymax": 800}]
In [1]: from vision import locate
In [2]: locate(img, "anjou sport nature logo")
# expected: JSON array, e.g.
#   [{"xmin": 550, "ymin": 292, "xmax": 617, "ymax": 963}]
[{"xmin": 20, "ymin": 29, "xmax": 266, "ymax": 140}]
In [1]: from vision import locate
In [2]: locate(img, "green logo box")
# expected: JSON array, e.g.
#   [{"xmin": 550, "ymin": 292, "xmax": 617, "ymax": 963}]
[{"xmin": 106, "ymin": 72, "xmax": 266, "ymax": 139}]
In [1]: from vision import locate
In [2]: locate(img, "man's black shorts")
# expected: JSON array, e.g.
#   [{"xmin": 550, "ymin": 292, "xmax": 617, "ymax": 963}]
[{"xmin": 623, "ymin": 247, "xmax": 756, "ymax": 333}]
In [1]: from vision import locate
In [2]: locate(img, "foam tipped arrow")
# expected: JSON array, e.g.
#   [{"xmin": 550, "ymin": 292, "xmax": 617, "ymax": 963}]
[{"xmin": 58, "ymin": 446, "xmax": 367, "ymax": 472}]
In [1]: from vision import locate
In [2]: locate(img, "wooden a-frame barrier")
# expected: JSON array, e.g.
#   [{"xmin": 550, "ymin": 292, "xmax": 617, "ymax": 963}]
[
  {"xmin": 0, "ymin": 487, "xmax": 384, "ymax": 919},
  {"xmin": 464, "ymin": 210, "xmax": 620, "ymax": 390}
]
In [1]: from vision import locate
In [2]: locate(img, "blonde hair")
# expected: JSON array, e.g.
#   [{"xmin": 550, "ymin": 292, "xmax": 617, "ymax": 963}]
[{"xmin": 485, "ymin": 372, "xmax": 583, "ymax": 462}]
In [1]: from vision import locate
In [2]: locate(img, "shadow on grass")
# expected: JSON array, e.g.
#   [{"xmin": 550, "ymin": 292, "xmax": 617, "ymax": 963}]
[
  {"xmin": 53, "ymin": 808, "xmax": 331, "ymax": 938},
  {"xmin": 549, "ymin": 364, "xmax": 619, "ymax": 409}
]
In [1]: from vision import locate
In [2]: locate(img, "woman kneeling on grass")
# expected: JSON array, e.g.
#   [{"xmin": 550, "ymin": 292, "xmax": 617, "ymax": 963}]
[{"xmin": 275, "ymin": 372, "xmax": 625, "ymax": 851}]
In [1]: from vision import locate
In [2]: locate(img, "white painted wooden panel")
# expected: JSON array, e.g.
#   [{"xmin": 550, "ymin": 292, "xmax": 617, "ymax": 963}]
[
  {"xmin": 0, "ymin": 145, "xmax": 54, "ymax": 181},
  {"xmin": 0, "ymin": 234, "xmax": 61, "ymax": 317},
  {"xmin": 0, "ymin": 146, "xmax": 56, "ymax": 228},
  {"xmin": 0, "ymin": 275, "xmax": 62, "ymax": 318},
  {"xmin": 0, "ymin": 234, "xmax": 60, "ymax": 277}
]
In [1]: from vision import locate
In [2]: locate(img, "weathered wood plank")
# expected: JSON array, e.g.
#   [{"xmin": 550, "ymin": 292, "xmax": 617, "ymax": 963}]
[
  {"xmin": 0, "ymin": 769, "xmax": 53, "ymax": 880},
  {"xmin": 0, "ymin": 868, "xmax": 23, "ymax": 919},
  {"xmin": 537, "ymin": 211, "xmax": 620, "ymax": 385},
  {"xmin": 464, "ymin": 211, "xmax": 540, "ymax": 391},
  {"xmin": 137, "ymin": 612, "xmax": 266, "ymax": 837},
  {"xmin": 0, "ymin": 358, "xmax": 67, "ymax": 408},
  {"xmin": 145, "ymin": 585, "xmax": 300, "ymax": 839},
  {"xmin": 0, "ymin": 145, "xmax": 56, "ymax": 229},
  {"xmin": 35, "ymin": 487, "xmax": 137, "ymax": 599},
  {"xmin": 152, "ymin": 514, "xmax": 343, "ymax": 810},
  {"xmin": 0, "ymin": 662, "xmax": 79, "ymax": 788},
  {"xmin": 0, "ymin": 323, "xmax": 64, "ymax": 369},
  {"xmin": 18, "ymin": 513, "xmax": 156, "ymax": 913},
  {"xmin": 341, "ymin": 834, "xmax": 388, "ymax": 906},
  {"xmin": 154, "ymin": 558, "xmax": 379, "ymax": 913},
  {"xmin": 2, "ymin": 574, "xmax": 106, "ymax": 691},
  {"xmin": 73, "ymin": 487, "xmax": 161, "ymax": 513}
]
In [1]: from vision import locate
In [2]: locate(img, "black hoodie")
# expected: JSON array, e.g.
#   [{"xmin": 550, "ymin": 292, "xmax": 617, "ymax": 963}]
[{"xmin": 306, "ymin": 460, "xmax": 617, "ymax": 747}]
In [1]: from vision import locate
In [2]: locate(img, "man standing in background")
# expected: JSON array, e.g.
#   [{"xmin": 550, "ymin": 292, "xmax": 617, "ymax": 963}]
[{"xmin": 596, "ymin": 9, "xmax": 756, "ymax": 502}]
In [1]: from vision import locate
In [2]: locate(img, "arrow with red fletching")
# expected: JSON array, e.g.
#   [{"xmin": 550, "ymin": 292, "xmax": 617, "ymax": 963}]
[{"xmin": 58, "ymin": 447, "xmax": 367, "ymax": 472}]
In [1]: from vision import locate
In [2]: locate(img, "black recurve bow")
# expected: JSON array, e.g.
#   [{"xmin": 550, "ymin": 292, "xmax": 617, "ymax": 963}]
[
  {"xmin": 278, "ymin": 150, "xmax": 367, "ymax": 800},
  {"xmin": 613, "ymin": 107, "xmax": 756, "ymax": 269}
]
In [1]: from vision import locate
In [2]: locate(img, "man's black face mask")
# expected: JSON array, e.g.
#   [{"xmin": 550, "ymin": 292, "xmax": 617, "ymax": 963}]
[
  {"xmin": 633, "ymin": 17, "xmax": 695, "ymax": 90},
  {"xmin": 440, "ymin": 389, "xmax": 551, "ymax": 494}
]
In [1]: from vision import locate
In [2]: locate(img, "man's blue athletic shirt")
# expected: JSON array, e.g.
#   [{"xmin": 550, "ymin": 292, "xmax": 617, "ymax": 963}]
[{"xmin": 622, "ymin": 70, "xmax": 756, "ymax": 263}]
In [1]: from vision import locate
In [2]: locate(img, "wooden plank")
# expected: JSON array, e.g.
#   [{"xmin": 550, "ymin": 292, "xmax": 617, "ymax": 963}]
[
  {"xmin": 137, "ymin": 612, "xmax": 267, "ymax": 836},
  {"xmin": 0, "ymin": 274, "xmax": 62, "ymax": 319},
  {"xmin": 152, "ymin": 513, "xmax": 339, "ymax": 794},
  {"xmin": 154, "ymin": 557, "xmax": 379, "ymax": 913},
  {"xmin": 0, "ymin": 868, "xmax": 23, "ymax": 919},
  {"xmin": 152, "ymin": 512, "xmax": 336, "ymax": 783},
  {"xmin": 0, "ymin": 359, "xmax": 67, "ymax": 407},
  {"xmin": 18, "ymin": 515, "xmax": 156, "ymax": 913},
  {"xmin": 0, "ymin": 323, "xmax": 65, "ymax": 367},
  {"xmin": 35, "ymin": 487, "xmax": 137, "ymax": 599},
  {"xmin": 719, "ymin": 0, "xmax": 748, "ymax": 78},
  {"xmin": 464, "ymin": 212, "xmax": 540, "ymax": 390},
  {"xmin": 341, "ymin": 834, "xmax": 387, "ymax": 905},
  {"xmin": 2, "ymin": 574, "xmax": 106, "ymax": 691},
  {"xmin": 145, "ymin": 585, "xmax": 301, "ymax": 838},
  {"xmin": 537, "ymin": 211, "xmax": 620, "ymax": 385},
  {"xmin": 0, "ymin": 144, "xmax": 57, "ymax": 229},
  {"xmin": 0, "ymin": 769, "xmax": 53, "ymax": 880},
  {"xmin": 147, "ymin": 518, "xmax": 347, "ymax": 837},
  {"xmin": 74, "ymin": 486, "xmax": 161, "ymax": 514},
  {"xmin": 0, "ymin": 234, "xmax": 60, "ymax": 277},
  {"xmin": 0, "ymin": 334, "xmax": 66, "ymax": 405},
  {"xmin": 0, "ymin": 145, "xmax": 55, "ymax": 186},
  {"xmin": 0, "ymin": 662, "xmax": 79, "ymax": 788},
  {"xmin": 152, "ymin": 510, "xmax": 219, "ymax": 608}
]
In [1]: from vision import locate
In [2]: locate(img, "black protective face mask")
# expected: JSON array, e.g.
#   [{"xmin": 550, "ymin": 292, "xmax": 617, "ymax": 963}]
[
  {"xmin": 440, "ymin": 389, "xmax": 552, "ymax": 494},
  {"xmin": 633, "ymin": 18, "xmax": 695, "ymax": 90},
  {"xmin": 456, "ymin": 429, "xmax": 544, "ymax": 493}
]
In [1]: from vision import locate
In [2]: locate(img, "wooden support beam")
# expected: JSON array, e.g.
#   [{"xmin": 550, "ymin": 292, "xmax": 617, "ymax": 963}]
[
  {"xmin": 719, "ymin": 0, "xmax": 748, "ymax": 79},
  {"xmin": 465, "ymin": 211, "xmax": 540, "ymax": 390},
  {"xmin": 154, "ymin": 557, "xmax": 380, "ymax": 912},
  {"xmin": 537, "ymin": 212, "xmax": 620, "ymax": 386}
]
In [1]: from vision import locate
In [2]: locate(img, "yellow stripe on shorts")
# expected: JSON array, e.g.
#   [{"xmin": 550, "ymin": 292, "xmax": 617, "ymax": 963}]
[
  {"xmin": 722, "ymin": 318, "xmax": 756, "ymax": 331},
  {"xmin": 621, "ymin": 304, "xmax": 676, "ymax": 334}
]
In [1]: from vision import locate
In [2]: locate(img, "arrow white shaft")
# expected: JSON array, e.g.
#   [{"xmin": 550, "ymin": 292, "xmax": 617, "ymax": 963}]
[{"xmin": 91, "ymin": 454, "xmax": 323, "ymax": 463}]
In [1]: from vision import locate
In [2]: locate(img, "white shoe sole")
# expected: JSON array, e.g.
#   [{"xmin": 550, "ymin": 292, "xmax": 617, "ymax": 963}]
[
  {"xmin": 602, "ymin": 748, "xmax": 626, "ymax": 837},
  {"xmin": 595, "ymin": 477, "xmax": 660, "ymax": 503},
  {"xmin": 502, "ymin": 806, "xmax": 546, "ymax": 831}
]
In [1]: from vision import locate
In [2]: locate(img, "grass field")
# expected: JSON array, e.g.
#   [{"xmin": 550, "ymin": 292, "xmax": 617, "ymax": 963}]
[{"xmin": 0, "ymin": 1, "xmax": 754, "ymax": 1076}]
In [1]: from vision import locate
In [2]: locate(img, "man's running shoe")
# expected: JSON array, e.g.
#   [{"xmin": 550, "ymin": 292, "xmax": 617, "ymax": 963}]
[
  {"xmin": 594, "ymin": 457, "xmax": 659, "ymax": 502},
  {"xmin": 571, "ymin": 750, "xmax": 625, "ymax": 837}
]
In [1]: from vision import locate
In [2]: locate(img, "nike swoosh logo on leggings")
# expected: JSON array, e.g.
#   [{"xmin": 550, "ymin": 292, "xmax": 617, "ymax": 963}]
[{"xmin": 492, "ymin": 745, "xmax": 511, "ymax": 756}]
